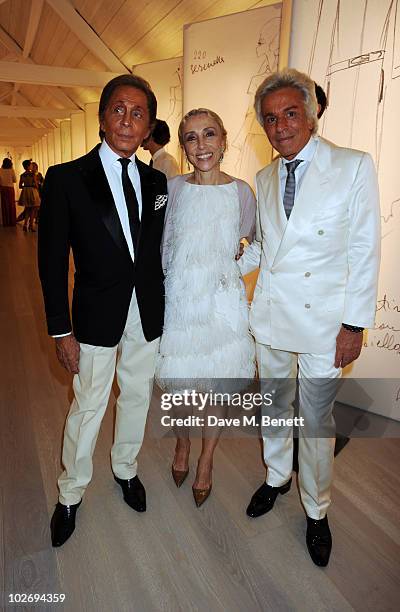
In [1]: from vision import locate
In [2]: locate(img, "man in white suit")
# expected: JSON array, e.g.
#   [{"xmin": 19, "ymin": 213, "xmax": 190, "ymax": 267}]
[{"xmin": 239, "ymin": 68, "xmax": 380, "ymax": 566}]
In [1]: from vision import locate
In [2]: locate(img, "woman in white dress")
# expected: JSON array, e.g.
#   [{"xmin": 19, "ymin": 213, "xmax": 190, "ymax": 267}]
[{"xmin": 157, "ymin": 108, "xmax": 256, "ymax": 506}]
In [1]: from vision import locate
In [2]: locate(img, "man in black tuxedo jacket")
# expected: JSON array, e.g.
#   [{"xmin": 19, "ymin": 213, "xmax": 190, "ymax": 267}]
[{"xmin": 38, "ymin": 74, "xmax": 168, "ymax": 547}]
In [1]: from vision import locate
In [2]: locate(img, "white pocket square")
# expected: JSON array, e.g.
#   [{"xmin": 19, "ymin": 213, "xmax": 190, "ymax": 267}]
[{"xmin": 154, "ymin": 194, "xmax": 168, "ymax": 210}]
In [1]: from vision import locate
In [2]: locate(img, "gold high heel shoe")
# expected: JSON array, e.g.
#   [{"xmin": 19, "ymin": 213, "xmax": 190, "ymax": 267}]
[
  {"xmin": 192, "ymin": 485, "xmax": 212, "ymax": 508},
  {"xmin": 171, "ymin": 465, "xmax": 189, "ymax": 488}
]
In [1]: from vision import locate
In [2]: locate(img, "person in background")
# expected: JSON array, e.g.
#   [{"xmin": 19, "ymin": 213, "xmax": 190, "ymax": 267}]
[
  {"xmin": 31, "ymin": 162, "xmax": 44, "ymax": 225},
  {"xmin": 31, "ymin": 162, "xmax": 44, "ymax": 195},
  {"xmin": 15, "ymin": 162, "xmax": 42, "ymax": 223},
  {"xmin": 19, "ymin": 159, "xmax": 40, "ymax": 232},
  {"xmin": 315, "ymin": 82, "xmax": 327, "ymax": 119},
  {"xmin": 239, "ymin": 68, "xmax": 380, "ymax": 567},
  {"xmin": 141, "ymin": 118, "xmax": 180, "ymax": 178},
  {"xmin": 0, "ymin": 157, "xmax": 17, "ymax": 226}
]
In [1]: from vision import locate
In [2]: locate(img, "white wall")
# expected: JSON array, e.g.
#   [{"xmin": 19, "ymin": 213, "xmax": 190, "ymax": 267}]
[
  {"xmin": 40, "ymin": 135, "xmax": 49, "ymax": 174},
  {"xmin": 47, "ymin": 130, "xmax": 55, "ymax": 168},
  {"xmin": 85, "ymin": 102, "xmax": 100, "ymax": 152},
  {"xmin": 71, "ymin": 112, "xmax": 86, "ymax": 160},
  {"xmin": 183, "ymin": 4, "xmax": 284, "ymax": 186},
  {"xmin": 60, "ymin": 119, "xmax": 72, "ymax": 163},
  {"xmin": 53, "ymin": 127, "xmax": 61, "ymax": 165},
  {"xmin": 134, "ymin": 57, "xmax": 183, "ymax": 169}
]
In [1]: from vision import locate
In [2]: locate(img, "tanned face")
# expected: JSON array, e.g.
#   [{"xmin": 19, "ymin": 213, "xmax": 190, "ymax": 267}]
[
  {"xmin": 261, "ymin": 87, "xmax": 313, "ymax": 159},
  {"xmin": 100, "ymin": 85, "xmax": 151, "ymax": 158}
]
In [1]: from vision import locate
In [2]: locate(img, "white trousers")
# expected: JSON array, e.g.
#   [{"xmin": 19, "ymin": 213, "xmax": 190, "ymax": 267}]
[
  {"xmin": 58, "ymin": 292, "xmax": 160, "ymax": 505},
  {"xmin": 256, "ymin": 342, "xmax": 340, "ymax": 520}
]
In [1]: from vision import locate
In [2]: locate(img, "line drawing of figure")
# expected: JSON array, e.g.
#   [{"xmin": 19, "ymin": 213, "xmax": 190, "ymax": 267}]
[
  {"xmin": 228, "ymin": 17, "xmax": 281, "ymax": 180},
  {"xmin": 303, "ymin": 0, "xmax": 400, "ymax": 398},
  {"xmin": 381, "ymin": 198, "xmax": 400, "ymax": 239},
  {"xmin": 308, "ymin": 0, "xmax": 397, "ymax": 169},
  {"xmin": 165, "ymin": 64, "xmax": 182, "ymax": 126},
  {"xmin": 391, "ymin": 0, "xmax": 400, "ymax": 78},
  {"xmin": 164, "ymin": 63, "xmax": 183, "ymax": 166},
  {"xmin": 307, "ymin": 0, "xmax": 399, "ymax": 240}
]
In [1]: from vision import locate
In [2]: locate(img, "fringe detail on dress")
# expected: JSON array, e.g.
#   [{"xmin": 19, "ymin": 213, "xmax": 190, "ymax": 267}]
[{"xmin": 156, "ymin": 181, "xmax": 255, "ymax": 391}]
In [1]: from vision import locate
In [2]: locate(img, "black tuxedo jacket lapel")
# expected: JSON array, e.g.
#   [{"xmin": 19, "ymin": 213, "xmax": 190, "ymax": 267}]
[
  {"xmin": 78, "ymin": 145, "xmax": 127, "ymax": 253},
  {"xmin": 77, "ymin": 148, "xmax": 158, "ymax": 257}
]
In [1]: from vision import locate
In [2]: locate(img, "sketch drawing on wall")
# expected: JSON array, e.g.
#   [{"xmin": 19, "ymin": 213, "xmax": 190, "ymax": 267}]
[
  {"xmin": 381, "ymin": 198, "xmax": 400, "ymax": 239},
  {"xmin": 230, "ymin": 17, "xmax": 281, "ymax": 178},
  {"xmin": 291, "ymin": 0, "xmax": 400, "ymax": 416},
  {"xmin": 183, "ymin": 4, "xmax": 288, "ymax": 187},
  {"xmin": 308, "ymin": 0, "xmax": 397, "ymax": 168},
  {"xmin": 165, "ymin": 63, "xmax": 182, "ymax": 158},
  {"xmin": 392, "ymin": 0, "xmax": 400, "ymax": 78},
  {"xmin": 134, "ymin": 57, "xmax": 183, "ymax": 167},
  {"xmin": 307, "ymin": 0, "xmax": 399, "ymax": 248},
  {"xmin": 166, "ymin": 65, "xmax": 182, "ymax": 122}
]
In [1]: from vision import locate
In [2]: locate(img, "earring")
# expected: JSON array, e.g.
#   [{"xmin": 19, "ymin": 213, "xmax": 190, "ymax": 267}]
[
  {"xmin": 185, "ymin": 155, "xmax": 191, "ymax": 171},
  {"xmin": 219, "ymin": 150, "xmax": 225, "ymax": 163}
]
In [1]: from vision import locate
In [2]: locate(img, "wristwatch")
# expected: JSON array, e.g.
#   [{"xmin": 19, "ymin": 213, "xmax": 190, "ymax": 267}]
[{"xmin": 342, "ymin": 323, "xmax": 364, "ymax": 333}]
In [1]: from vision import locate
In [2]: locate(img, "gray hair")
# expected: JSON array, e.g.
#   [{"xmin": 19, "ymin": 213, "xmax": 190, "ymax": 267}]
[{"xmin": 254, "ymin": 68, "xmax": 319, "ymax": 135}]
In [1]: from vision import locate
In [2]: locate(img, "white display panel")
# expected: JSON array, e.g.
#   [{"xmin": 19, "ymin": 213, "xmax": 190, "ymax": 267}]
[
  {"xmin": 133, "ymin": 57, "xmax": 183, "ymax": 170},
  {"xmin": 40, "ymin": 135, "xmax": 49, "ymax": 174},
  {"xmin": 53, "ymin": 127, "xmax": 61, "ymax": 165},
  {"xmin": 183, "ymin": 3, "xmax": 285, "ymax": 187},
  {"xmin": 85, "ymin": 102, "xmax": 100, "ymax": 152},
  {"xmin": 71, "ymin": 112, "xmax": 86, "ymax": 160},
  {"xmin": 47, "ymin": 130, "xmax": 55, "ymax": 168},
  {"xmin": 60, "ymin": 120, "xmax": 72, "ymax": 163}
]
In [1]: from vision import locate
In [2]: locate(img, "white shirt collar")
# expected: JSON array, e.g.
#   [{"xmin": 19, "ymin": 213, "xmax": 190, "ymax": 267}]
[
  {"xmin": 99, "ymin": 139, "xmax": 138, "ymax": 169},
  {"xmin": 280, "ymin": 135, "xmax": 318, "ymax": 166}
]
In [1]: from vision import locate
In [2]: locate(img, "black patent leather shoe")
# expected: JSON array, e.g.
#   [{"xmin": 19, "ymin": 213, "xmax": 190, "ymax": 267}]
[
  {"xmin": 306, "ymin": 515, "xmax": 332, "ymax": 566},
  {"xmin": 246, "ymin": 478, "xmax": 292, "ymax": 518},
  {"xmin": 50, "ymin": 501, "xmax": 81, "ymax": 547},
  {"xmin": 114, "ymin": 475, "xmax": 146, "ymax": 512}
]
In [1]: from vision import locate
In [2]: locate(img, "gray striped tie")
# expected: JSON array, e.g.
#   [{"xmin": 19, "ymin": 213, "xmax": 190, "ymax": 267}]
[{"xmin": 283, "ymin": 159, "xmax": 302, "ymax": 219}]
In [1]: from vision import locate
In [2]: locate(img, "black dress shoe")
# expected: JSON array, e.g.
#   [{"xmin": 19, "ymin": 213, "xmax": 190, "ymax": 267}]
[
  {"xmin": 306, "ymin": 515, "xmax": 332, "ymax": 566},
  {"xmin": 114, "ymin": 475, "xmax": 146, "ymax": 512},
  {"xmin": 246, "ymin": 478, "xmax": 292, "ymax": 518},
  {"xmin": 50, "ymin": 501, "xmax": 81, "ymax": 547}
]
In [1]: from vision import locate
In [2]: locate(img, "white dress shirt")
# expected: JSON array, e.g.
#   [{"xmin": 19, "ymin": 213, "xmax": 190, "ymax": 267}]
[
  {"xmin": 99, "ymin": 139, "xmax": 143, "ymax": 262},
  {"xmin": 279, "ymin": 135, "xmax": 318, "ymax": 201},
  {"xmin": 239, "ymin": 135, "xmax": 319, "ymax": 277}
]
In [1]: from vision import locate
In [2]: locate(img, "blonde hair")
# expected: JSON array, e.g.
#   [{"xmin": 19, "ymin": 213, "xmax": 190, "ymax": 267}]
[{"xmin": 178, "ymin": 108, "xmax": 227, "ymax": 146}]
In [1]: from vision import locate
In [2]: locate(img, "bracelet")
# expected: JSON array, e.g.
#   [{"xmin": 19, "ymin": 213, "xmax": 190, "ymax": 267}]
[{"xmin": 342, "ymin": 323, "xmax": 364, "ymax": 333}]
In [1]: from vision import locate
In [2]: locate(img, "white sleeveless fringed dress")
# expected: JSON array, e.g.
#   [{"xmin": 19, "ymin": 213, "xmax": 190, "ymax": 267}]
[{"xmin": 156, "ymin": 179, "xmax": 255, "ymax": 392}]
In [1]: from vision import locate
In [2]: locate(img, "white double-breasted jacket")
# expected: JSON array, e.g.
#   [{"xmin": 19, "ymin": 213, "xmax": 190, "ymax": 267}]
[{"xmin": 240, "ymin": 137, "xmax": 381, "ymax": 354}]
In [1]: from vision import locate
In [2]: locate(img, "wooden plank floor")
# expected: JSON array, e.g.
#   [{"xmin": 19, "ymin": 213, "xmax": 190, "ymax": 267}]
[{"xmin": 1, "ymin": 225, "xmax": 399, "ymax": 612}]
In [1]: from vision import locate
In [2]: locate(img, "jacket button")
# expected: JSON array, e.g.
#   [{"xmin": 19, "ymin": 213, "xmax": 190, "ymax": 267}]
[
  {"xmin": 305, "ymin": 272, "xmax": 311, "ymax": 277},
  {"xmin": 318, "ymin": 229, "xmax": 324, "ymax": 235},
  {"xmin": 305, "ymin": 303, "xmax": 311, "ymax": 309}
]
